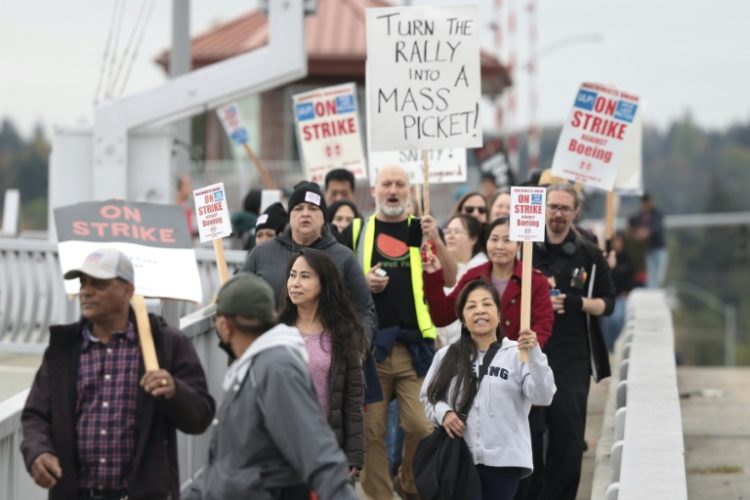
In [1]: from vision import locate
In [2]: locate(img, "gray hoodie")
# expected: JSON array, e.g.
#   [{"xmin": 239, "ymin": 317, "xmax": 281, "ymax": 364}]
[
  {"xmin": 184, "ymin": 324, "xmax": 357, "ymax": 500},
  {"xmin": 242, "ymin": 228, "xmax": 377, "ymax": 342}
]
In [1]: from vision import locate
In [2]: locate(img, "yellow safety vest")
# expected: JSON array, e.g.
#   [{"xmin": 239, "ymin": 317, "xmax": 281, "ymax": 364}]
[{"xmin": 354, "ymin": 215, "xmax": 436, "ymax": 340}]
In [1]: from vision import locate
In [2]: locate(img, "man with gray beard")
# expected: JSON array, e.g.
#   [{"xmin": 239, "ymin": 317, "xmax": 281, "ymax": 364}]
[{"xmin": 345, "ymin": 165, "xmax": 437, "ymax": 499}]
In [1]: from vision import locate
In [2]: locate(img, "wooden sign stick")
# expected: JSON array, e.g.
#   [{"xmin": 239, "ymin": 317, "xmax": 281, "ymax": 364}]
[
  {"xmin": 242, "ymin": 143, "xmax": 276, "ymax": 190},
  {"xmin": 421, "ymin": 150, "xmax": 430, "ymax": 216},
  {"xmin": 213, "ymin": 238, "xmax": 230, "ymax": 286},
  {"xmin": 519, "ymin": 241, "xmax": 533, "ymax": 363},
  {"xmin": 131, "ymin": 294, "xmax": 159, "ymax": 371},
  {"xmin": 605, "ymin": 191, "xmax": 617, "ymax": 252}
]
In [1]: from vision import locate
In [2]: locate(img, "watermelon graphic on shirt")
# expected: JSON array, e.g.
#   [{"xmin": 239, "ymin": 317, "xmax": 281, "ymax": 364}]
[{"xmin": 376, "ymin": 233, "xmax": 409, "ymax": 261}]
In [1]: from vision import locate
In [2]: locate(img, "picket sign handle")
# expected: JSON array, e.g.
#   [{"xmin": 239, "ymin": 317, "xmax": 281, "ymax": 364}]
[
  {"xmin": 131, "ymin": 294, "xmax": 159, "ymax": 371},
  {"xmin": 213, "ymin": 238, "xmax": 230, "ymax": 286},
  {"xmin": 421, "ymin": 150, "xmax": 430, "ymax": 216},
  {"xmin": 519, "ymin": 241, "xmax": 533, "ymax": 363},
  {"xmin": 242, "ymin": 143, "xmax": 276, "ymax": 190},
  {"xmin": 605, "ymin": 191, "xmax": 617, "ymax": 252}
]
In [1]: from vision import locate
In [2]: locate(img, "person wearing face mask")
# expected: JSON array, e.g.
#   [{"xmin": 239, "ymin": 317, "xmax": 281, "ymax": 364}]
[
  {"xmin": 421, "ymin": 280, "xmax": 556, "ymax": 500},
  {"xmin": 241, "ymin": 181, "xmax": 377, "ymax": 352},
  {"xmin": 184, "ymin": 273, "xmax": 357, "ymax": 500},
  {"xmin": 326, "ymin": 199, "xmax": 362, "ymax": 241}
]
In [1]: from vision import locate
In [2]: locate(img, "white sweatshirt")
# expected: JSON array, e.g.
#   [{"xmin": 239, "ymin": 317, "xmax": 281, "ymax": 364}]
[{"xmin": 420, "ymin": 337, "xmax": 556, "ymax": 477}]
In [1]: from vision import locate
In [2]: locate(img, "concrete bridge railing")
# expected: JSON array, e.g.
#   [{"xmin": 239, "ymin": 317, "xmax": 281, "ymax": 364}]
[{"xmin": 593, "ymin": 289, "xmax": 688, "ymax": 500}]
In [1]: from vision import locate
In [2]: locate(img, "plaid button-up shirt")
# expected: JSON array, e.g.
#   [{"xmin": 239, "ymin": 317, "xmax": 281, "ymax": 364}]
[{"xmin": 76, "ymin": 322, "xmax": 140, "ymax": 490}]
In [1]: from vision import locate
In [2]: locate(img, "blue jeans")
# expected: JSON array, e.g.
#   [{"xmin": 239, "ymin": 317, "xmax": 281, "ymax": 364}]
[
  {"xmin": 386, "ymin": 399, "xmax": 404, "ymax": 474},
  {"xmin": 646, "ymin": 247, "xmax": 668, "ymax": 288},
  {"xmin": 602, "ymin": 295, "xmax": 628, "ymax": 352}
]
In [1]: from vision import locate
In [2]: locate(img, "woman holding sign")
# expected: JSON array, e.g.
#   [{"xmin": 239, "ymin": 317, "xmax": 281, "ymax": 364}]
[
  {"xmin": 420, "ymin": 279, "xmax": 556, "ymax": 499},
  {"xmin": 278, "ymin": 248, "xmax": 366, "ymax": 478},
  {"xmin": 422, "ymin": 217, "xmax": 553, "ymax": 347}
]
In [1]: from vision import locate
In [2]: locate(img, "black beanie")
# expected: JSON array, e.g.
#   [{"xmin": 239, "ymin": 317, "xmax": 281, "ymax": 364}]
[
  {"xmin": 255, "ymin": 202, "xmax": 288, "ymax": 235},
  {"xmin": 287, "ymin": 181, "xmax": 327, "ymax": 214}
]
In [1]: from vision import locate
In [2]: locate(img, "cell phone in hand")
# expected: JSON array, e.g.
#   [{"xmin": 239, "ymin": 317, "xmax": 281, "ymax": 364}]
[{"xmin": 374, "ymin": 268, "xmax": 387, "ymax": 277}]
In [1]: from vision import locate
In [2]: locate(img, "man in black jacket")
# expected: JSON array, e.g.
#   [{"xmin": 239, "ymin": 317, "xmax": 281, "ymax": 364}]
[
  {"xmin": 527, "ymin": 184, "xmax": 614, "ymax": 500},
  {"xmin": 21, "ymin": 248, "xmax": 214, "ymax": 499}
]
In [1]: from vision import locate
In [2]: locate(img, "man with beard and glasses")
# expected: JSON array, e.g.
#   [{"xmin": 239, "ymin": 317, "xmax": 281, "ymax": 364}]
[{"xmin": 526, "ymin": 184, "xmax": 615, "ymax": 500}]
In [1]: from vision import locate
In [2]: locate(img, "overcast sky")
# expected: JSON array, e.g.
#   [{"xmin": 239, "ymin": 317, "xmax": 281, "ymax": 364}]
[{"xmin": 1, "ymin": 0, "xmax": 748, "ymax": 137}]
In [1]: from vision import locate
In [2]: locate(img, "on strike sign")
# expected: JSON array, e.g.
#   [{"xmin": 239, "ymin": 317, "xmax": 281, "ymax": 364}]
[
  {"xmin": 193, "ymin": 183, "xmax": 232, "ymax": 243},
  {"xmin": 509, "ymin": 187, "xmax": 546, "ymax": 242},
  {"xmin": 551, "ymin": 82, "xmax": 641, "ymax": 190},
  {"xmin": 54, "ymin": 200, "xmax": 202, "ymax": 303},
  {"xmin": 366, "ymin": 5, "xmax": 482, "ymax": 152},
  {"xmin": 293, "ymin": 83, "xmax": 367, "ymax": 184}
]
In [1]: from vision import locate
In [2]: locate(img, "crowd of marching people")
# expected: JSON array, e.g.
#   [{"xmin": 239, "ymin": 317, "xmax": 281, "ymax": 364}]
[{"xmin": 21, "ymin": 164, "xmax": 663, "ymax": 500}]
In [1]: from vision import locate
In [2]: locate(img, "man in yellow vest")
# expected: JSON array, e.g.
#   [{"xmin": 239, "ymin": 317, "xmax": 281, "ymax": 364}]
[{"xmin": 352, "ymin": 165, "xmax": 436, "ymax": 499}]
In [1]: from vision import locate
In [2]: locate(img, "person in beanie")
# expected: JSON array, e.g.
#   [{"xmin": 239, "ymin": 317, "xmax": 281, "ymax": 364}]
[
  {"xmin": 254, "ymin": 201, "xmax": 288, "ymax": 246},
  {"xmin": 184, "ymin": 273, "xmax": 357, "ymax": 500},
  {"xmin": 21, "ymin": 248, "xmax": 214, "ymax": 500},
  {"xmin": 242, "ymin": 181, "xmax": 377, "ymax": 353}
]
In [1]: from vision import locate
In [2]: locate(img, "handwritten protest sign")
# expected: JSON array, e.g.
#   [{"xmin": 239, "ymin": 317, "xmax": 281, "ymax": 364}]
[
  {"xmin": 54, "ymin": 200, "xmax": 203, "ymax": 303},
  {"xmin": 193, "ymin": 183, "xmax": 232, "ymax": 243},
  {"xmin": 293, "ymin": 83, "xmax": 367, "ymax": 184},
  {"xmin": 551, "ymin": 82, "xmax": 641, "ymax": 190},
  {"xmin": 366, "ymin": 5, "xmax": 482, "ymax": 151},
  {"xmin": 509, "ymin": 187, "xmax": 546, "ymax": 242},
  {"xmin": 369, "ymin": 148, "xmax": 466, "ymax": 184}
]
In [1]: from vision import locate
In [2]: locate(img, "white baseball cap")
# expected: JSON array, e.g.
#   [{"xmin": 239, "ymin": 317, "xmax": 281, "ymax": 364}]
[{"xmin": 63, "ymin": 248, "xmax": 135, "ymax": 284}]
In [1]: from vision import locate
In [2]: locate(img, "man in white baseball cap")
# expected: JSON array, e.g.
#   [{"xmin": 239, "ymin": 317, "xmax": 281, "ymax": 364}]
[{"xmin": 21, "ymin": 248, "xmax": 215, "ymax": 499}]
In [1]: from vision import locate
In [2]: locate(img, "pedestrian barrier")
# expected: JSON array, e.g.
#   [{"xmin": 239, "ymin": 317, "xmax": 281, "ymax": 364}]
[
  {"xmin": 595, "ymin": 289, "xmax": 688, "ymax": 500},
  {"xmin": 0, "ymin": 238, "xmax": 246, "ymax": 353}
]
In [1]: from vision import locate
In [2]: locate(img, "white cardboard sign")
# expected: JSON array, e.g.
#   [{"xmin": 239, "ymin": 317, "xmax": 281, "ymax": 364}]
[
  {"xmin": 366, "ymin": 5, "xmax": 483, "ymax": 151},
  {"xmin": 193, "ymin": 183, "xmax": 232, "ymax": 243},
  {"xmin": 292, "ymin": 83, "xmax": 367, "ymax": 184},
  {"xmin": 54, "ymin": 200, "xmax": 203, "ymax": 303},
  {"xmin": 509, "ymin": 186, "xmax": 546, "ymax": 242},
  {"xmin": 217, "ymin": 102, "xmax": 250, "ymax": 145},
  {"xmin": 368, "ymin": 148, "xmax": 467, "ymax": 185},
  {"xmin": 551, "ymin": 82, "xmax": 641, "ymax": 191}
]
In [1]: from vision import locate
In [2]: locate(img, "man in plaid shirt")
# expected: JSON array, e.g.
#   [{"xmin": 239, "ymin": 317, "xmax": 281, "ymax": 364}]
[{"xmin": 21, "ymin": 249, "xmax": 215, "ymax": 500}]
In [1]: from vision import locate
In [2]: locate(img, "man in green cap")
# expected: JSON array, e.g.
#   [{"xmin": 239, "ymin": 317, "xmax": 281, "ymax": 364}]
[{"xmin": 184, "ymin": 273, "xmax": 357, "ymax": 500}]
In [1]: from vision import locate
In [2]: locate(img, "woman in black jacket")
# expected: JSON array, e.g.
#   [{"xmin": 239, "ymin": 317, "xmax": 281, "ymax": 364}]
[{"xmin": 278, "ymin": 248, "xmax": 367, "ymax": 477}]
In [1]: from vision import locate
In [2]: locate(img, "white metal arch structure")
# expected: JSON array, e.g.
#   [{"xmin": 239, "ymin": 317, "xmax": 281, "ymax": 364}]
[{"xmin": 92, "ymin": 0, "xmax": 307, "ymax": 200}]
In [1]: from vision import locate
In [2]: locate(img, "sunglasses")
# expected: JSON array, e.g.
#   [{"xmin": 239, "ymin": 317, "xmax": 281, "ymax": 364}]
[{"xmin": 462, "ymin": 206, "xmax": 487, "ymax": 215}]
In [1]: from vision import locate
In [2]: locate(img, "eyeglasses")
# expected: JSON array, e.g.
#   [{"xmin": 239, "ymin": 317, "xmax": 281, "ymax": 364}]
[
  {"xmin": 462, "ymin": 206, "xmax": 487, "ymax": 215},
  {"xmin": 547, "ymin": 204, "xmax": 575, "ymax": 215}
]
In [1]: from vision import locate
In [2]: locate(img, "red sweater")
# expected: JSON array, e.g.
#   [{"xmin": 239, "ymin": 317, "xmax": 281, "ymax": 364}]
[{"xmin": 423, "ymin": 259, "xmax": 554, "ymax": 347}]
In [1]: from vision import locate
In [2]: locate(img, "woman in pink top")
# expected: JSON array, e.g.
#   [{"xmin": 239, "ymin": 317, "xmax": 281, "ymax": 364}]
[{"xmin": 278, "ymin": 248, "xmax": 367, "ymax": 479}]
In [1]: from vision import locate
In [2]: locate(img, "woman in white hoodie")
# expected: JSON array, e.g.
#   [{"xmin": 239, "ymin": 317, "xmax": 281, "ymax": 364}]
[{"xmin": 420, "ymin": 279, "xmax": 556, "ymax": 499}]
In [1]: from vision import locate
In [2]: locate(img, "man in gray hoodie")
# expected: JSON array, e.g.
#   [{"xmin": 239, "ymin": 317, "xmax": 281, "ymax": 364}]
[{"xmin": 184, "ymin": 273, "xmax": 357, "ymax": 500}]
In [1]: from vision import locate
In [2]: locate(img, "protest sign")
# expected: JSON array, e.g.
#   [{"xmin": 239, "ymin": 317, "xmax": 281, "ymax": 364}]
[
  {"xmin": 509, "ymin": 186, "xmax": 547, "ymax": 363},
  {"xmin": 509, "ymin": 186, "xmax": 546, "ymax": 242},
  {"xmin": 551, "ymin": 82, "xmax": 641, "ymax": 191},
  {"xmin": 193, "ymin": 183, "xmax": 232, "ymax": 243},
  {"xmin": 217, "ymin": 102, "xmax": 250, "ymax": 146},
  {"xmin": 216, "ymin": 102, "xmax": 276, "ymax": 189},
  {"xmin": 54, "ymin": 200, "xmax": 203, "ymax": 303},
  {"xmin": 366, "ymin": 4, "xmax": 483, "ymax": 152},
  {"xmin": 368, "ymin": 148, "xmax": 466, "ymax": 184},
  {"xmin": 293, "ymin": 83, "xmax": 367, "ymax": 184}
]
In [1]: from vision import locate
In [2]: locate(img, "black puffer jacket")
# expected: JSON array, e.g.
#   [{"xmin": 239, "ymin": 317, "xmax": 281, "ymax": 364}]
[{"xmin": 328, "ymin": 348, "xmax": 364, "ymax": 469}]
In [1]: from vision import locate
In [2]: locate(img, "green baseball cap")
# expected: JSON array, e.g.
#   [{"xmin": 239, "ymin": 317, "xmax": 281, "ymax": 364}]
[{"xmin": 215, "ymin": 273, "xmax": 275, "ymax": 323}]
